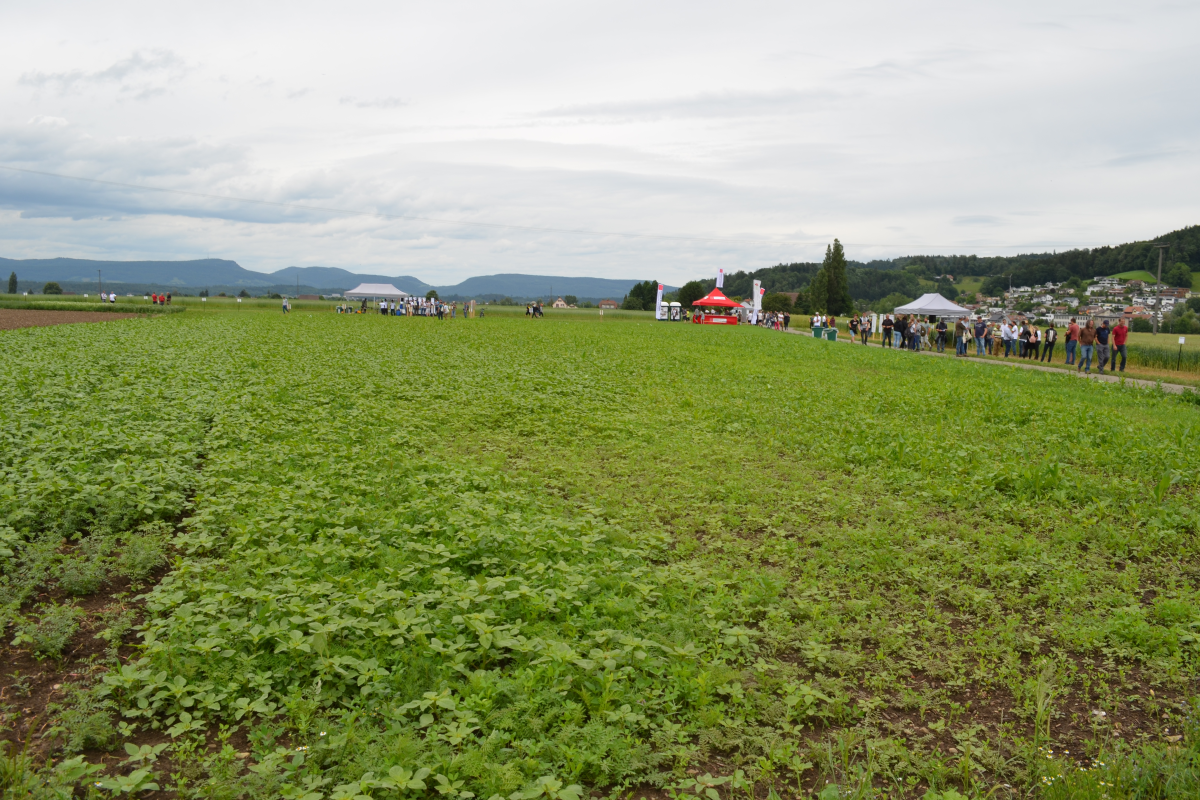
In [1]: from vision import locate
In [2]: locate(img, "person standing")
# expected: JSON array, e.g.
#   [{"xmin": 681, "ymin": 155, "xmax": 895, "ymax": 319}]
[
  {"xmin": 1065, "ymin": 317, "xmax": 1080, "ymax": 365},
  {"xmin": 935, "ymin": 318, "xmax": 947, "ymax": 353},
  {"xmin": 882, "ymin": 315, "xmax": 894, "ymax": 348},
  {"xmin": 783, "ymin": 311, "xmax": 791, "ymax": 331},
  {"xmin": 972, "ymin": 317, "xmax": 986, "ymax": 356},
  {"xmin": 1111, "ymin": 318, "xmax": 1129, "ymax": 372},
  {"xmin": 1095, "ymin": 319, "xmax": 1112, "ymax": 372},
  {"xmin": 1041, "ymin": 323, "xmax": 1057, "ymax": 362},
  {"xmin": 1077, "ymin": 319, "xmax": 1097, "ymax": 374},
  {"xmin": 1029, "ymin": 325, "xmax": 1041, "ymax": 360}
]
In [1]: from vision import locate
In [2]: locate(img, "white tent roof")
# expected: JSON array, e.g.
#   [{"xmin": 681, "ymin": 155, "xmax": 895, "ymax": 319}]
[
  {"xmin": 893, "ymin": 292, "xmax": 971, "ymax": 316},
  {"xmin": 344, "ymin": 283, "xmax": 408, "ymax": 300}
]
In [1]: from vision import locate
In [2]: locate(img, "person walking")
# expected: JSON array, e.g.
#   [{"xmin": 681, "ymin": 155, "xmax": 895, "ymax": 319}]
[
  {"xmin": 1065, "ymin": 317, "xmax": 1080, "ymax": 365},
  {"xmin": 1111, "ymin": 318, "xmax": 1129, "ymax": 372},
  {"xmin": 1077, "ymin": 319, "xmax": 1097, "ymax": 374},
  {"xmin": 1041, "ymin": 323, "xmax": 1057, "ymax": 362},
  {"xmin": 1095, "ymin": 319, "xmax": 1112, "ymax": 372}
]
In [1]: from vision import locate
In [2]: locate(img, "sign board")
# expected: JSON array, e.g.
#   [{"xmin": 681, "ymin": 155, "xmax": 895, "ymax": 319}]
[{"xmin": 1181, "ymin": 337, "xmax": 1187, "ymax": 345}]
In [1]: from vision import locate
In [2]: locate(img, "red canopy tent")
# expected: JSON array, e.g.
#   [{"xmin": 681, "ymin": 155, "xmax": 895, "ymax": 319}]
[{"xmin": 690, "ymin": 287, "xmax": 741, "ymax": 325}]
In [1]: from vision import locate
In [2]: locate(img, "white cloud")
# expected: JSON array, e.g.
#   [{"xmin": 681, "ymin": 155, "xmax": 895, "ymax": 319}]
[
  {"xmin": 339, "ymin": 96, "xmax": 407, "ymax": 109},
  {"xmin": 0, "ymin": 0, "xmax": 1198, "ymax": 284}
]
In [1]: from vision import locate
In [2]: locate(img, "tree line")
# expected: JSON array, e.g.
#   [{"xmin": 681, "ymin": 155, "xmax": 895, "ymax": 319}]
[{"xmin": 622, "ymin": 224, "xmax": 1198, "ymax": 315}]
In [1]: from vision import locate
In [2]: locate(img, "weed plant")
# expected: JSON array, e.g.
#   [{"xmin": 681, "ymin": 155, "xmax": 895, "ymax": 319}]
[{"xmin": 12, "ymin": 603, "xmax": 82, "ymax": 659}]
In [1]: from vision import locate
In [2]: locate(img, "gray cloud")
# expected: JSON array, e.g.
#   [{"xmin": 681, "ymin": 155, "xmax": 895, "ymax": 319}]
[{"xmin": 18, "ymin": 50, "xmax": 188, "ymax": 99}]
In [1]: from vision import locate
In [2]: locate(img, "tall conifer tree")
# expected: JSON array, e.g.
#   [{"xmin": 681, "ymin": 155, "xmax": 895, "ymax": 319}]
[
  {"xmin": 824, "ymin": 239, "xmax": 855, "ymax": 315},
  {"xmin": 6, "ymin": 271, "xmax": 15, "ymax": 294}
]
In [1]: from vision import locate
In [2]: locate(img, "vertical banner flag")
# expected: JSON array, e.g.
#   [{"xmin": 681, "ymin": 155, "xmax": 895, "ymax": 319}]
[
  {"xmin": 655, "ymin": 283, "xmax": 665, "ymax": 319},
  {"xmin": 716, "ymin": 268, "xmax": 725, "ymax": 289},
  {"xmin": 753, "ymin": 280, "xmax": 763, "ymax": 310}
]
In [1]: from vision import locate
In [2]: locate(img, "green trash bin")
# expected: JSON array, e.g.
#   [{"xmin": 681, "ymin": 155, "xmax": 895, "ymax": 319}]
[
  {"xmin": 824, "ymin": 327, "xmax": 837, "ymax": 341},
  {"xmin": 812, "ymin": 326, "xmax": 824, "ymax": 338}
]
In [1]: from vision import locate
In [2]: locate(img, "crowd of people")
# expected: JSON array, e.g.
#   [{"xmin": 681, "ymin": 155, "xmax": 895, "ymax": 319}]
[
  {"xmin": 753, "ymin": 310, "xmax": 791, "ymax": 329},
  {"xmin": 149, "ymin": 292, "xmax": 171, "ymax": 305},
  {"xmin": 795, "ymin": 312, "xmax": 1130, "ymax": 375},
  {"xmin": 336, "ymin": 296, "xmax": 457, "ymax": 319}
]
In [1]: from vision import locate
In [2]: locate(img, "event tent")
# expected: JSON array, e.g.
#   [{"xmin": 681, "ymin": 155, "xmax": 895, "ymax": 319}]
[
  {"xmin": 345, "ymin": 283, "xmax": 409, "ymax": 300},
  {"xmin": 893, "ymin": 293, "xmax": 971, "ymax": 317},
  {"xmin": 690, "ymin": 287, "xmax": 742, "ymax": 308}
]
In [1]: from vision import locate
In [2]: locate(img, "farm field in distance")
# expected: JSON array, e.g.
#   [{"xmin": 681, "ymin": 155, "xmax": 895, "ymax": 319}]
[{"xmin": 2, "ymin": 310, "xmax": 1199, "ymax": 800}]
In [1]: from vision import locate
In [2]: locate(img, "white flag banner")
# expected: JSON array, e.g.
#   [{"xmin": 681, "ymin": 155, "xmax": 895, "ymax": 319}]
[
  {"xmin": 655, "ymin": 283, "xmax": 665, "ymax": 319},
  {"xmin": 753, "ymin": 280, "xmax": 763, "ymax": 310},
  {"xmin": 716, "ymin": 268, "xmax": 724, "ymax": 289}
]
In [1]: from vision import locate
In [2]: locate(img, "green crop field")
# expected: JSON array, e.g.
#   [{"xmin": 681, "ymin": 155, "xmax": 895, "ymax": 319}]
[{"xmin": 2, "ymin": 311, "xmax": 1199, "ymax": 800}]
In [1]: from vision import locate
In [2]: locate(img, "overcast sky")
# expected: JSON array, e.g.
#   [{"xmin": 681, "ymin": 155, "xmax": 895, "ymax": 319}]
[{"xmin": 1, "ymin": 1, "xmax": 1197, "ymax": 284}]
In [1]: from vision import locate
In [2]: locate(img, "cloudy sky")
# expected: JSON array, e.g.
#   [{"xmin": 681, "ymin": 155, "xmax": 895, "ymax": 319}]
[{"xmin": 1, "ymin": 1, "xmax": 1197, "ymax": 284}]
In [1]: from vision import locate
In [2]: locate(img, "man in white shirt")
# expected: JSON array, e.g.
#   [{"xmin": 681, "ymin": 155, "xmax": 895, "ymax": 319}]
[{"xmin": 1000, "ymin": 320, "xmax": 1014, "ymax": 357}]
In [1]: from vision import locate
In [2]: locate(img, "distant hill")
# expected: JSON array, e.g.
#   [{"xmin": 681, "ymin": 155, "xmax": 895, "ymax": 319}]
[
  {"xmin": 0, "ymin": 256, "xmax": 665, "ymax": 300},
  {"xmin": 976, "ymin": 224, "xmax": 1199, "ymax": 295},
  {"xmin": 0, "ymin": 257, "xmax": 267, "ymax": 287},
  {"xmin": 708, "ymin": 224, "xmax": 1199, "ymax": 308},
  {"xmin": 267, "ymin": 266, "xmax": 432, "ymax": 295}
]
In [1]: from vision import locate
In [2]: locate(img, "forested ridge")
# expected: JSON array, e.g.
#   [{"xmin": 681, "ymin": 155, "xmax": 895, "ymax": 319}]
[{"xmin": 708, "ymin": 224, "xmax": 1199, "ymax": 305}]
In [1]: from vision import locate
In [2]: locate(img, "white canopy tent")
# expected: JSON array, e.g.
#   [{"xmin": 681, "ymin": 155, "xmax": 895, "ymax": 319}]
[
  {"xmin": 893, "ymin": 293, "xmax": 971, "ymax": 317},
  {"xmin": 344, "ymin": 283, "xmax": 408, "ymax": 300}
]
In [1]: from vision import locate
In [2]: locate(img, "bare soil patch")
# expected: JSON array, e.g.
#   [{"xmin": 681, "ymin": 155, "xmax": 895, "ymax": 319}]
[{"xmin": 0, "ymin": 308, "xmax": 141, "ymax": 330}]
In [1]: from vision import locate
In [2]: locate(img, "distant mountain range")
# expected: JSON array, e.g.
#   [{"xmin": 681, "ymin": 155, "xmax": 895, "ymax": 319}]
[{"xmin": 0, "ymin": 257, "xmax": 671, "ymax": 300}]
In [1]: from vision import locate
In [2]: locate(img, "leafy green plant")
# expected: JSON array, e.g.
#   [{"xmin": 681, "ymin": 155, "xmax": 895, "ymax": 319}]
[
  {"xmin": 56, "ymin": 553, "xmax": 108, "ymax": 595},
  {"xmin": 115, "ymin": 523, "xmax": 170, "ymax": 580},
  {"xmin": 12, "ymin": 604, "xmax": 82, "ymax": 659},
  {"xmin": 97, "ymin": 768, "xmax": 159, "ymax": 796},
  {"xmin": 45, "ymin": 682, "xmax": 118, "ymax": 753}
]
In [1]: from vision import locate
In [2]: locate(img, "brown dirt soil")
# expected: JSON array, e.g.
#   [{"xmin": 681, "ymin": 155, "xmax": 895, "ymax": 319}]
[{"xmin": 0, "ymin": 309, "xmax": 141, "ymax": 330}]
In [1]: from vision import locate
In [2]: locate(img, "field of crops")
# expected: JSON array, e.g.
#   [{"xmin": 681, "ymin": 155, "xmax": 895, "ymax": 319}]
[{"xmin": 2, "ymin": 310, "xmax": 1199, "ymax": 800}]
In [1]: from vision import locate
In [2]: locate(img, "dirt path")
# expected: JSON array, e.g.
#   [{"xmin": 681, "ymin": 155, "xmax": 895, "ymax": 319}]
[
  {"xmin": 784, "ymin": 328, "xmax": 1198, "ymax": 395},
  {"xmin": 0, "ymin": 308, "xmax": 141, "ymax": 330}
]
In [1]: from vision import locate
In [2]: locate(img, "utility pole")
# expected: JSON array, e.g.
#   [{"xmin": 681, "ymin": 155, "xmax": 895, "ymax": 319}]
[{"xmin": 1152, "ymin": 244, "xmax": 1169, "ymax": 334}]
